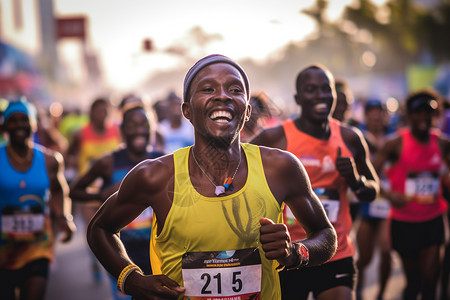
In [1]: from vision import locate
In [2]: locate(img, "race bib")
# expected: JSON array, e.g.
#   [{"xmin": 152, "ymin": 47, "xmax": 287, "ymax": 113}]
[
  {"xmin": 368, "ymin": 199, "xmax": 390, "ymax": 219},
  {"xmin": 1, "ymin": 205, "xmax": 45, "ymax": 242},
  {"xmin": 405, "ymin": 172, "xmax": 439, "ymax": 204},
  {"xmin": 314, "ymin": 188, "xmax": 340, "ymax": 223},
  {"xmin": 182, "ymin": 248, "xmax": 261, "ymax": 300}
]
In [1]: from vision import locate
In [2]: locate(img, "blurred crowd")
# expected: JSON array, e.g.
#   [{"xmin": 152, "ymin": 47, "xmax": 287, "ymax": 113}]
[{"xmin": 0, "ymin": 71, "xmax": 450, "ymax": 300}]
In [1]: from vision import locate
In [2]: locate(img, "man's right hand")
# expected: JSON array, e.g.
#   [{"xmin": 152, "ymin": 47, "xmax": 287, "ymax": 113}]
[{"xmin": 125, "ymin": 272, "xmax": 186, "ymax": 299}]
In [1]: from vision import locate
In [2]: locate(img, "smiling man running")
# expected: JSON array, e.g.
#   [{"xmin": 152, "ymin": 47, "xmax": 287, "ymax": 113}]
[{"xmin": 87, "ymin": 55, "xmax": 337, "ymax": 300}]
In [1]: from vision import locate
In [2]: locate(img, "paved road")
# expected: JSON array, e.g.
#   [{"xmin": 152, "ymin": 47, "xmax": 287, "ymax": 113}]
[
  {"xmin": 45, "ymin": 215, "xmax": 112, "ymax": 300},
  {"xmin": 45, "ymin": 215, "xmax": 407, "ymax": 300}
]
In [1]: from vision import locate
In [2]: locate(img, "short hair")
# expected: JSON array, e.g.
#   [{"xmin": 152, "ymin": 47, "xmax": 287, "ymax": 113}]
[
  {"xmin": 295, "ymin": 64, "xmax": 335, "ymax": 90},
  {"xmin": 90, "ymin": 97, "xmax": 109, "ymax": 112},
  {"xmin": 406, "ymin": 89, "xmax": 441, "ymax": 116}
]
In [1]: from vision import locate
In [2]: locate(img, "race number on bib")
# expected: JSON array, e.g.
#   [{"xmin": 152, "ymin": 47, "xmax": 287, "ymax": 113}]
[
  {"xmin": 1, "ymin": 205, "xmax": 45, "ymax": 242},
  {"xmin": 314, "ymin": 188, "xmax": 340, "ymax": 223},
  {"xmin": 405, "ymin": 172, "xmax": 439, "ymax": 204},
  {"xmin": 182, "ymin": 248, "xmax": 261, "ymax": 300},
  {"xmin": 368, "ymin": 199, "xmax": 390, "ymax": 219}
]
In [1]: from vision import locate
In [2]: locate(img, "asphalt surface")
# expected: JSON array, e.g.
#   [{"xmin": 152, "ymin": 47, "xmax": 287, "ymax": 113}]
[{"xmin": 45, "ymin": 212, "xmax": 112, "ymax": 300}]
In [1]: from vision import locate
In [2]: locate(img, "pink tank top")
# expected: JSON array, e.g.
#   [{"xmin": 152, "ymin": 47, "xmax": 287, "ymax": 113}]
[{"xmin": 386, "ymin": 128, "xmax": 447, "ymax": 222}]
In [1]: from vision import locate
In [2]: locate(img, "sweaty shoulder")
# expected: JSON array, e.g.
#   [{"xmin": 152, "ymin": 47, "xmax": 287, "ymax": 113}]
[
  {"xmin": 124, "ymin": 154, "xmax": 174, "ymax": 195},
  {"xmin": 258, "ymin": 146, "xmax": 307, "ymax": 203},
  {"xmin": 250, "ymin": 125, "xmax": 286, "ymax": 149},
  {"xmin": 338, "ymin": 123, "xmax": 368, "ymax": 155},
  {"xmin": 339, "ymin": 123, "xmax": 364, "ymax": 144}
]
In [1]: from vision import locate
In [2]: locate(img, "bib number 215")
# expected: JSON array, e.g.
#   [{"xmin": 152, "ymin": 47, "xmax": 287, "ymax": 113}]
[{"xmin": 201, "ymin": 271, "xmax": 242, "ymax": 294}]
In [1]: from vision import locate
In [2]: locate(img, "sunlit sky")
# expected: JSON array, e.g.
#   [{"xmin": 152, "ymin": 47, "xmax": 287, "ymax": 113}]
[{"xmin": 54, "ymin": 0, "xmax": 387, "ymax": 91}]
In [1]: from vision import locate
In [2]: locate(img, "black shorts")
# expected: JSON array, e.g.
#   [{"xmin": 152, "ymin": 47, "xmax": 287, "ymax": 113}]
[
  {"xmin": 391, "ymin": 215, "xmax": 445, "ymax": 259},
  {"xmin": 279, "ymin": 257, "xmax": 356, "ymax": 300},
  {"xmin": 0, "ymin": 258, "xmax": 50, "ymax": 296}
]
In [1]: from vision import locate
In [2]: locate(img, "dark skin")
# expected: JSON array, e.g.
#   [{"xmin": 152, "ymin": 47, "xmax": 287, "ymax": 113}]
[
  {"xmin": 3, "ymin": 112, "xmax": 76, "ymax": 300},
  {"xmin": 251, "ymin": 66, "xmax": 379, "ymax": 300},
  {"xmin": 70, "ymin": 108, "xmax": 153, "ymax": 202},
  {"xmin": 87, "ymin": 63, "xmax": 337, "ymax": 299},
  {"xmin": 372, "ymin": 105, "xmax": 450, "ymax": 300}
]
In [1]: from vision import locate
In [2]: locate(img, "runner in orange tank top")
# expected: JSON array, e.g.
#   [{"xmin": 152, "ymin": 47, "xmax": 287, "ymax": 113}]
[{"xmin": 251, "ymin": 64, "xmax": 379, "ymax": 300}]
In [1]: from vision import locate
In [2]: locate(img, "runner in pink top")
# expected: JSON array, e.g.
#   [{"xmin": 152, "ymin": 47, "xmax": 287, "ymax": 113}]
[{"xmin": 373, "ymin": 89, "xmax": 450, "ymax": 300}]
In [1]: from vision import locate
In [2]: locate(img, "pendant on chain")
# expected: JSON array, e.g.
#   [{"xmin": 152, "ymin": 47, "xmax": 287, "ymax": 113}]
[{"xmin": 215, "ymin": 186, "xmax": 226, "ymax": 196}]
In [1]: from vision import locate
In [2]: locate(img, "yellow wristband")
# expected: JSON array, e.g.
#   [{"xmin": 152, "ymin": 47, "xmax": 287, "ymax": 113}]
[{"xmin": 117, "ymin": 264, "xmax": 141, "ymax": 294}]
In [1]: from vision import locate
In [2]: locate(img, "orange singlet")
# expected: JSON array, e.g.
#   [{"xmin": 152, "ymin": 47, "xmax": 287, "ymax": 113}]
[{"xmin": 282, "ymin": 118, "xmax": 354, "ymax": 262}]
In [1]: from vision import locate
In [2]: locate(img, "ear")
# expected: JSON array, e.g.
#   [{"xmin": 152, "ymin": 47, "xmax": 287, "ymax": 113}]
[
  {"xmin": 182, "ymin": 102, "xmax": 191, "ymax": 121},
  {"xmin": 245, "ymin": 103, "xmax": 252, "ymax": 122}
]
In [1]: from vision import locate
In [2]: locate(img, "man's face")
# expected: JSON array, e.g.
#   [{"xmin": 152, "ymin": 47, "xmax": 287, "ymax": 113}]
[
  {"xmin": 183, "ymin": 63, "xmax": 250, "ymax": 147},
  {"xmin": 122, "ymin": 109, "xmax": 150, "ymax": 154},
  {"xmin": 4, "ymin": 113, "xmax": 33, "ymax": 146},
  {"xmin": 295, "ymin": 68, "xmax": 335, "ymax": 122},
  {"xmin": 90, "ymin": 102, "xmax": 108, "ymax": 125},
  {"xmin": 409, "ymin": 105, "xmax": 434, "ymax": 134},
  {"xmin": 365, "ymin": 107, "xmax": 384, "ymax": 130},
  {"xmin": 332, "ymin": 92, "xmax": 348, "ymax": 122}
]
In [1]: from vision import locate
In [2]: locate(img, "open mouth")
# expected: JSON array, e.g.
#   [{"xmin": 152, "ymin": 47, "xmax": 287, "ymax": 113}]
[
  {"xmin": 314, "ymin": 103, "xmax": 329, "ymax": 113},
  {"xmin": 13, "ymin": 129, "xmax": 29, "ymax": 139},
  {"xmin": 210, "ymin": 110, "xmax": 233, "ymax": 124},
  {"xmin": 131, "ymin": 136, "xmax": 148, "ymax": 148}
]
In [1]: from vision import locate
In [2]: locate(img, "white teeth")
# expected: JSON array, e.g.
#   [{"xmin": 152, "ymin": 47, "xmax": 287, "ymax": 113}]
[
  {"xmin": 210, "ymin": 110, "xmax": 232, "ymax": 121},
  {"xmin": 315, "ymin": 103, "xmax": 327, "ymax": 109}
]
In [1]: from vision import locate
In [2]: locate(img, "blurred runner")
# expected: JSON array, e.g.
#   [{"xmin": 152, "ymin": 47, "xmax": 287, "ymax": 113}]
[
  {"xmin": 66, "ymin": 97, "xmax": 121, "ymax": 283},
  {"xmin": 355, "ymin": 99, "xmax": 392, "ymax": 300},
  {"xmin": 70, "ymin": 95, "xmax": 164, "ymax": 299},
  {"xmin": 252, "ymin": 64, "xmax": 379, "ymax": 300},
  {"xmin": 0, "ymin": 97, "xmax": 75, "ymax": 300},
  {"xmin": 157, "ymin": 91, "xmax": 194, "ymax": 153},
  {"xmin": 240, "ymin": 91, "xmax": 280, "ymax": 142},
  {"xmin": 373, "ymin": 89, "xmax": 450, "ymax": 300}
]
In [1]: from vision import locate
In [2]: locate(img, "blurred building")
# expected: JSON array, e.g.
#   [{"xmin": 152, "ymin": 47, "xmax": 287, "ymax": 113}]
[{"xmin": 0, "ymin": 0, "xmax": 103, "ymax": 108}]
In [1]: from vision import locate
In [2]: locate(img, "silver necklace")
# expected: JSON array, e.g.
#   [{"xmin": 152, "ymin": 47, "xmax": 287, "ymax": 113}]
[{"xmin": 191, "ymin": 147, "xmax": 242, "ymax": 196}]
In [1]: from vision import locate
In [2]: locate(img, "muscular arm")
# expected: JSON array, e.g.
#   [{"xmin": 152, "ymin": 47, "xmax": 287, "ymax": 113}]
[
  {"xmin": 372, "ymin": 135, "xmax": 407, "ymax": 207},
  {"xmin": 65, "ymin": 129, "xmax": 80, "ymax": 170},
  {"xmin": 87, "ymin": 156, "xmax": 184, "ymax": 298},
  {"xmin": 69, "ymin": 154, "xmax": 113, "ymax": 202},
  {"xmin": 45, "ymin": 150, "xmax": 76, "ymax": 242},
  {"xmin": 258, "ymin": 147, "xmax": 337, "ymax": 267},
  {"xmin": 339, "ymin": 126, "xmax": 380, "ymax": 202},
  {"xmin": 372, "ymin": 134, "xmax": 401, "ymax": 174},
  {"xmin": 438, "ymin": 134, "xmax": 450, "ymax": 170}
]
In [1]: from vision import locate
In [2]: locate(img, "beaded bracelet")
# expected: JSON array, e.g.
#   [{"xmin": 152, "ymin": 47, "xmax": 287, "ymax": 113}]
[{"xmin": 117, "ymin": 264, "xmax": 142, "ymax": 294}]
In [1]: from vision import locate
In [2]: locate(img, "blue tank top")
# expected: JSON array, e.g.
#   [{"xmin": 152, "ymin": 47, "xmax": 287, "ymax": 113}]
[
  {"xmin": 0, "ymin": 145, "xmax": 50, "ymax": 219},
  {"xmin": 104, "ymin": 148, "xmax": 164, "ymax": 241},
  {"xmin": 0, "ymin": 145, "xmax": 52, "ymax": 269},
  {"xmin": 103, "ymin": 148, "xmax": 165, "ymax": 188}
]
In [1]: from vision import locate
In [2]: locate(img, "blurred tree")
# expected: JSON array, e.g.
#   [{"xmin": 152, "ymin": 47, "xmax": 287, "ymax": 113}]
[{"xmin": 343, "ymin": 0, "xmax": 450, "ymax": 71}]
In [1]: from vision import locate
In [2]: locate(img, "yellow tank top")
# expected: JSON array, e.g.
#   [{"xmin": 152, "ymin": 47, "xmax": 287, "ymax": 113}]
[{"xmin": 150, "ymin": 143, "xmax": 283, "ymax": 299}]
